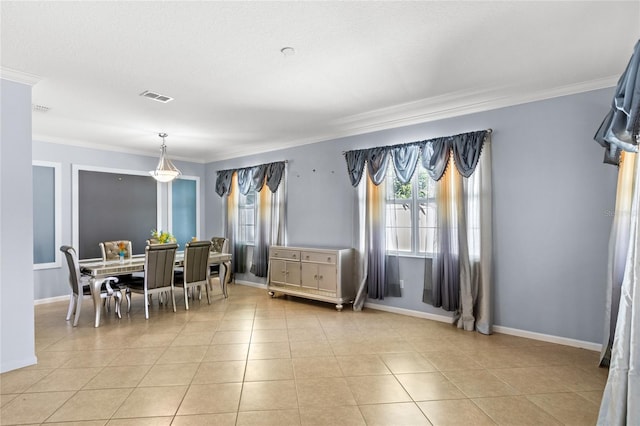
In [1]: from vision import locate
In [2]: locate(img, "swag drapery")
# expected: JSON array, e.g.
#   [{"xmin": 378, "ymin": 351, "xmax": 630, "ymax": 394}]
[
  {"xmin": 594, "ymin": 39, "xmax": 640, "ymax": 426},
  {"xmin": 216, "ymin": 162, "xmax": 286, "ymax": 278},
  {"xmin": 346, "ymin": 129, "xmax": 493, "ymax": 334}
]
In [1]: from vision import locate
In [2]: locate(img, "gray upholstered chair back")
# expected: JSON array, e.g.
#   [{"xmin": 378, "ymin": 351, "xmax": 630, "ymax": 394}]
[
  {"xmin": 144, "ymin": 243, "xmax": 178, "ymax": 290},
  {"xmin": 184, "ymin": 241, "xmax": 212, "ymax": 283},
  {"xmin": 210, "ymin": 237, "xmax": 229, "ymax": 254},
  {"xmin": 99, "ymin": 240, "xmax": 132, "ymax": 261},
  {"xmin": 60, "ymin": 245, "xmax": 81, "ymax": 296}
]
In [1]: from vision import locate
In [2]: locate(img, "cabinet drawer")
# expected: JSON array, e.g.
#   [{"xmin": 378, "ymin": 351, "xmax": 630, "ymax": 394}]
[
  {"xmin": 302, "ymin": 251, "xmax": 336, "ymax": 264},
  {"xmin": 270, "ymin": 248, "xmax": 300, "ymax": 261}
]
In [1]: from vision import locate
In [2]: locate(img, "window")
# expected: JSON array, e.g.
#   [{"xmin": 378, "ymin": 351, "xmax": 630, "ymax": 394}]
[
  {"xmin": 385, "ymin": 163, "xmax": 436, "ymax": 255},
  {"xmin": 238, "ymin": 190, "xmax": 255, "ymax": 245},
  {"xmin": 170, "ymin": 177, "xmax": 199, "ymax": 248},
  {"xmin": 33, "ymin": 161, "xmax": 61, "ymax": 269}
]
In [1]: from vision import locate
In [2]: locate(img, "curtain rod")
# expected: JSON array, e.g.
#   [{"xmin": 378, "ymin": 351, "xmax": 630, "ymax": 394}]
[{"xmin": 341, "ymin": 128, "xmax": 493, "ymax": 155}]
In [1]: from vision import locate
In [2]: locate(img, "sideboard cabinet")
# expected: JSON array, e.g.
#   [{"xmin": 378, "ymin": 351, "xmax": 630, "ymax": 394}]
[{"xmin": 267, "ymin": 245, "xmax": 355, "ymax": 311}]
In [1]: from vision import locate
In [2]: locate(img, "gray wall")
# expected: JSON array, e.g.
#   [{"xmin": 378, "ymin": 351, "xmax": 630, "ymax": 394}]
[
  {"xmin": 206, "ymin": 88, "xmax": 617, "ymax": 344},
  {"xmin": 1, "ymin": 78, "xmax": 37, "ymax": 372},
  {"xmin": 31, "ymin": 141, "xmax": 207, "ymax": 300},
  {"xmin": 78, "ymin": 170, "xmax": 158, "ymax": 259}
]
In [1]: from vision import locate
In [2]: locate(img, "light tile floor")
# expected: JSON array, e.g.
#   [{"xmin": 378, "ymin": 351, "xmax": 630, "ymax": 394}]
[{"xmin": 0, "ymin": 284, "xmax": 607, "ymax": 425}]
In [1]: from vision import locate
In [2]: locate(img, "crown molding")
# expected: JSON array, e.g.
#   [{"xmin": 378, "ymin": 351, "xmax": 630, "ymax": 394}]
[
  {"xmin": 32, "ymin": 134, "xmax": 202, "ymax": 163},
  {"xmin": 329, "ymin": 76, "xmax": 619, "ymax": 137},
  {"xmin": 0, "ymin": 67, "xmax": 42, "ymax": 86}
]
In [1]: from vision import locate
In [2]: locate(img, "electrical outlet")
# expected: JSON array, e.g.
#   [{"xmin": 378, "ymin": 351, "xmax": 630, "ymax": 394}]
[{"xmin": 400, "ymin": 280, "xmax": 404, "ymax": 288}]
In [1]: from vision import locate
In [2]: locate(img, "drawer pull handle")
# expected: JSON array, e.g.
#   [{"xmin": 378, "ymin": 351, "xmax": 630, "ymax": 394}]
[
  {"xmin": 319, "ymin": 275, "xmax": 323, "ymax": 280},
  {"xmin": 327, "ymin": 257, "xmax": 331, "ymax": 262},
  {"xmin": 306, "ymin": 255, "xmax": 310, "ymax": 259},
  {"xmin": 292, "ymin": 254, "xmax": 297, "ymax": 258}
]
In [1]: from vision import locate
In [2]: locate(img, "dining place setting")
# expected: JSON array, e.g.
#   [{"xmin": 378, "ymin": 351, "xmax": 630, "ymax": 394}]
[{"xmin": 61, "ymin": 231, "xmax": 232, "ymax": 328}]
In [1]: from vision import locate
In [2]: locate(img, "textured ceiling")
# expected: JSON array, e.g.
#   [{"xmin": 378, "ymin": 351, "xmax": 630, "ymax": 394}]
[{"xmin": 1, "ymin": 1, "xmax": 639, "ymax": 163}]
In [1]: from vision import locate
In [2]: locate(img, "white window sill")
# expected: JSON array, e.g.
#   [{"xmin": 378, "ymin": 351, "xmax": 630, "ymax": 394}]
[{"xmin": 386, "ymin": 252, "xmax": 435, "ymax": 260}]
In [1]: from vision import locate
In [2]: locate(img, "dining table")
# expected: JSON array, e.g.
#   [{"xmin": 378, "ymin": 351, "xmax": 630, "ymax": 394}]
[{"xmin": 79, "ymin": 251, "xmax": 232, "ymax": 327}]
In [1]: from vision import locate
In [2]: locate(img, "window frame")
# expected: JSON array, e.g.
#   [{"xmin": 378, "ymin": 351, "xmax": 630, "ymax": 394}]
[
  {"xmin": 33, "ymin": 161, "xmax": 62, "ymax": 270},
  {"xmin": 385, "ymin": 163, "xmax": 436, "ymax": 257},
  {"xmin": 238, "ymin": 190, "xmax": 256, "ymax": 246},
  {"xmin": 168, "ymin": 175, "xmax": 201, "ymax": 247}
]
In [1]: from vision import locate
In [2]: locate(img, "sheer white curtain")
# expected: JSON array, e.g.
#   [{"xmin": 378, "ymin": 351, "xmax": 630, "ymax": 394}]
[
  {"xmin": 460, "ymin": 141, "xmax": 492, "ymax": 333},
  {"xmin": 224, "ymin": 172, "xmax": 246, "ymax": 275},
  {"xmin": 600, "ymin": 152, "xmax": 636, "ymax": 366},
  {"xmin": 250, "ymin": 172, "xmax": 286, "ymax": 277},
  {"xmin": 353, "ymin": 170, "xmax": 388, "ymax": 310},
  {"xmin": 353, "ymin": 172, "xmax": 368, "ymax": 311},
  {"xmin": 598, "ymin": 151, "xmax": 640, "ymax": 425},
  {"xmin": 593, "ymin": 39, "xmax": 639, "ymax": 424},
  {"xmin": 425, "ymin": 137, "xmax": 492, "ymax": 333}
]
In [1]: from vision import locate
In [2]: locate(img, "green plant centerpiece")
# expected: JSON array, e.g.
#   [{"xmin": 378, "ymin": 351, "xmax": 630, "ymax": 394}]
[{"xmin": 151, "ymin": 229, "xmax": 176, "ymax": 244}]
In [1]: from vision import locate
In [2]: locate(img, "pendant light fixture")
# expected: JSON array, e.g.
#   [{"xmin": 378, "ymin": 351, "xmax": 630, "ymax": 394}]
[{"xmin": 149, "ymin": 133, "xmax": 181, "ymax": 182}]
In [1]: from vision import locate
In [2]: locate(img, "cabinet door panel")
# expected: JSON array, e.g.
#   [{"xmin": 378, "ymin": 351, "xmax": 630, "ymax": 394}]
[
  {"xmin": 317, "ymin": 264, "xmax": 337, "ymax": 292},
  {"xmin": 300, "ymin": 263, "xmax": 318, "ymax": 289},
  {"xmin": 270, "ymin": 259, "xmax": 287, "ymax": 284},
  {"xmin": 286, "ymin": 261, "xmax": 301, "ymax": 286}
]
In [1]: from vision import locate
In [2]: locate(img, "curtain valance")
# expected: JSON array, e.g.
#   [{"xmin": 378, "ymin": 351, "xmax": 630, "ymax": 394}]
[
  {"xmin": 594, "ymin": 39, "xmax": 640, "ymax": 165},
  {"xmin": 215, "ymin": 161, "xmax": 286, "ymax": 196},
  {"xmin": 344, "ymin": 130, "xmax": 489, "ymax": 186}
]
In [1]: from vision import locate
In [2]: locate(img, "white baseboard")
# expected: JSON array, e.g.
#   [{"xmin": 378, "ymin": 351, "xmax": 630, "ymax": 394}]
[
  {"xmin": 34, "ymin": 295, "xmax": 68, "ymax": 305},
  {"xmin": 492, "ymin": 325, "xmax": 602, "ymax": 352},
  {"xmin": 1, "ymin": 355, "xmax": 38, "ymax": 373},
  {"xmin": 233, "ymin": 280, "xmax": 267, "ymax": 290},
  {"xmin": 33, "ymin": 282, "xmax": 268, "ymax": 305},
  {"xmin": 364, "ymin": 302, "xmax": 601, "ymax": 352},
  {"xmin": 364, "ymin": 302, "xmax": 454, "ymax": 323}
]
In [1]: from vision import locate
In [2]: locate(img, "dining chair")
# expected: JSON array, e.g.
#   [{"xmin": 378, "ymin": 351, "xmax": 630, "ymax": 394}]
[
  {"xmin": 174, "ymin": 240, "xmax": 212, "ymax": 310},
  {"xmin": 210, "ymin": 237, "xmax": 229, "ymax": 254},
  {"xmin": 209, "ymin": 237, "xmax": 229, "ymax": 291},
  {"xmin": 60, "ymin": 245, "xmax": 122, "ymax": 326},
  {"xmin": 147, "ymin": 238, "xmax": 182, "ymax": 307},
  {"xmin": 126, "ymin": 243, "xmax": 178, "ymax": 319},
  {"xmin": 99, "ymin": 240, "xmax": 132, "ymax": 260},
  {"xmin": 99, "ymin": 240, "xmax": 142, "ymax": 313}
]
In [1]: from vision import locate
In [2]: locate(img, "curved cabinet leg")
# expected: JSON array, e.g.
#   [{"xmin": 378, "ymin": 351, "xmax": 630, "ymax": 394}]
[
  {"xmin": 335, "ymin": 304, "xmax": 343, "ymax": 312},
  {"xmin": 268, "ymin": 291, "xmax": 275, "ymax": 297}
]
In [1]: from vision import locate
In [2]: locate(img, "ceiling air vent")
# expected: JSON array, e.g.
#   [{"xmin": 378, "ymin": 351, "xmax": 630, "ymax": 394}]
[
  {"xmin": 139, "ymin": 90, "xmax": 174, "ymax": 103},
  {"xmin": 32, "ymin": 104, "xmax": 50, "ymax": 113}
]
